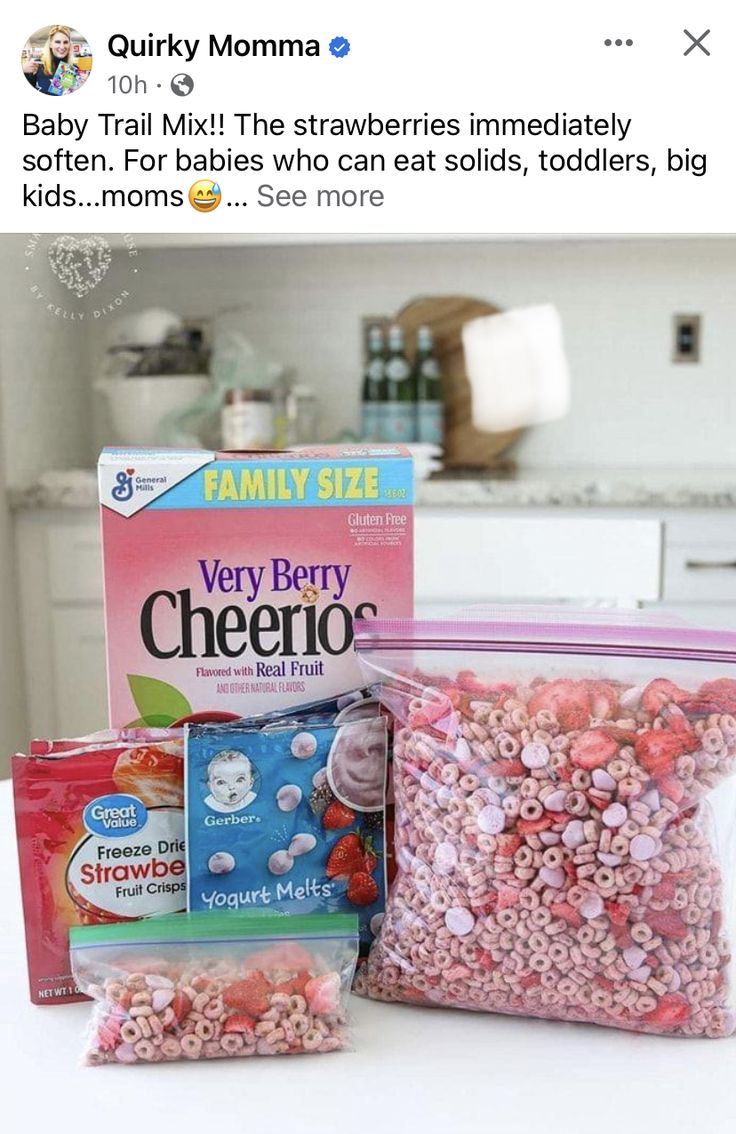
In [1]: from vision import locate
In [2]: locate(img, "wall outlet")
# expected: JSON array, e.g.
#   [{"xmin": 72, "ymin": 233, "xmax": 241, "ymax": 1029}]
[{"xmin": 673, "ymin": 314, "xmax": 701, "ymax": 363}]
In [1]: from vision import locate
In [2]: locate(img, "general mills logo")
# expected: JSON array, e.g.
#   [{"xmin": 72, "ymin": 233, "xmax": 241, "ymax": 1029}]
[{"xmin": 111, "ymin": 468, "xmax": 135, "ymax": 502}]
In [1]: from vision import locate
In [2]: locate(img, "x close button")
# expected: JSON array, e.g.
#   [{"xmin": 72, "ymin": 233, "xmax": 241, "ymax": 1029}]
[{"xmin": 684, "ymin": 29, "xmax": 711, "ymax": 56}]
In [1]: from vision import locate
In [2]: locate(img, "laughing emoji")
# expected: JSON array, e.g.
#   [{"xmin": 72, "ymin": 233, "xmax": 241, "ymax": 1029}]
[{"xmin": 189, "ymin": 180, "xmax": 222, "ymax": 212}]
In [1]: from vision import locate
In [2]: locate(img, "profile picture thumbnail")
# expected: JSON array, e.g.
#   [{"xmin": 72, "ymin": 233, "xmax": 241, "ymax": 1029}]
[
  {"xmin": 204, "ymin": 749, "xmax": 260, "ymax": 814},
  {"xmin": 21, "ymin": 25, "xmax": 92, "ymax": 96}
]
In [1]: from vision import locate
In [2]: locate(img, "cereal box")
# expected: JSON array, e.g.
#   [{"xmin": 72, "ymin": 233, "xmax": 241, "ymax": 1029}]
[{"xmin": 98, "ymin": 447, "xmax": 413, "ymax": 727}]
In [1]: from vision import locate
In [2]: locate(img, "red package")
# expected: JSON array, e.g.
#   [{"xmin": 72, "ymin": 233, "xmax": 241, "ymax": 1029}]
[{"xmin": 12, "ymin": 730, "xmax": 185, "ymax": 1005}]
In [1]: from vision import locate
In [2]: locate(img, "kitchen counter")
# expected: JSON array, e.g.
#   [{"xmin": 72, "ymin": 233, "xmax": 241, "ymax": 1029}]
[
  {"xmin": 9, "ymin": 466, "xmax": 736, "ymax": 511},
  {"xmin": 2, "ymin": 778, "xmax": 736, "ymax": 1134}
]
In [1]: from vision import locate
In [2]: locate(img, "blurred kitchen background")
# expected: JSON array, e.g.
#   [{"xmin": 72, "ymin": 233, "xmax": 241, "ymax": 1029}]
[{"xmin": 1, "ymin": 232, "xmax": 735, "ymax": 769}]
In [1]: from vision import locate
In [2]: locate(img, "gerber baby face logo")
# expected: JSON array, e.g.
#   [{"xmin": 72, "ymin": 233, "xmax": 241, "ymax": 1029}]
[{"xmin": 111, "ymin": 468, "xmax": 135, "ymax": 502}]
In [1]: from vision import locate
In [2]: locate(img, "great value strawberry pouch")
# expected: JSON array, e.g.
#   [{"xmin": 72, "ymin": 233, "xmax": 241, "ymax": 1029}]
[
  {"xmin": 354, "ymin": 612, "xmax": 736, "ymax": 1038},
  {"xmin": 186, "ymin": 712, "xmax": 387, "ymax": 952},
  {"xmin": 12, "ymin": 729, "xmax": 185, "ymax": 1004}
]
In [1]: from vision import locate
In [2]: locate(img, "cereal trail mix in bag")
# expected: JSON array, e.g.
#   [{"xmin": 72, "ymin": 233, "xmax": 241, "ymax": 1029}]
[
  {"xmin": 186, "ymin": 706, "xmax": 387, "ymax": 951},
  {"xmin": 354, "ymin": 616, "xmax": 736, "ymax": 1037},
  {"xmin": 12, "ymin": 730, "xmax": 185, "ymax": 1004},
  {"xmin": 70, "ymin": 912, "xmax": 358, "ymax": 1064}
]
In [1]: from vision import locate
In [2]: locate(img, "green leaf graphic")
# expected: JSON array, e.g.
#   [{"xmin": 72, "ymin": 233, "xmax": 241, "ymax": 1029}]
[
  {"xmin": 123, "ymin": 713, "xmax": 178, "ymax": 729},
  {"xmin": 127, "ymin": 675, "xmax": 192, "ymax": 725}
]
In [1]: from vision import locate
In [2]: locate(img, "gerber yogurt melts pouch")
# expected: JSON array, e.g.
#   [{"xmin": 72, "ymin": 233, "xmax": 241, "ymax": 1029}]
[{"xmin": 186, "ymin": 710, "xmax": 387, "ymax": 951}]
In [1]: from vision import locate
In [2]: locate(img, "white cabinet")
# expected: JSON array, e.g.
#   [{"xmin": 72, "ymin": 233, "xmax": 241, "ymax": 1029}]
[
  {"xmin": 15, "ymin": 510, "xmax": 105, "ymax": 738},
  {"xmin": 51, "ymin": 607, "xmax": 108, "ymax": 736},
  {"xmin": 12, "ymin": 504, "xmax": 736, "ymax": 739},
  {"xmin": 415, "ymin": 512, "xmax": 661, "ymax": 604}
]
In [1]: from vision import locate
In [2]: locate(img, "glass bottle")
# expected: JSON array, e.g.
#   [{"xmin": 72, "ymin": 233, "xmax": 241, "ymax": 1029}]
[
  {"xmin": 414, "ymin": 325, "xmax": 444, "ymax": 446},
  {"xmin": 361, "ymin": 325, "xmax": 385, "ymax": 441},
  {"xmin": 382, "ymin": 324, "xmax": 416, "ymax": 443}
]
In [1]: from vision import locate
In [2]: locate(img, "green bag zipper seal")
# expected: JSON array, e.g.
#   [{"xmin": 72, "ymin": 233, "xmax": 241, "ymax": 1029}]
[{"xmin": 70, "ymin": 911, "xmax": 358, "ymax": 949}]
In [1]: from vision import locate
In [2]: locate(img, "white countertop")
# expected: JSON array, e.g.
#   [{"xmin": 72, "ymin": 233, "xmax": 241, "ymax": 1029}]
[
  {"xmin": 2, "ymin": 778, "xmax": 735, "ymax": 1134},
  {"xmin": 9, "ymin": 465, "xmax": 736, "ymax": 511}
]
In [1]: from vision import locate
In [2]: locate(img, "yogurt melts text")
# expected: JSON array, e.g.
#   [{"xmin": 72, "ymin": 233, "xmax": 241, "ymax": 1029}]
[{"xmin": 198, "ymin": 558, "xmax": 352, "ymax": 602}]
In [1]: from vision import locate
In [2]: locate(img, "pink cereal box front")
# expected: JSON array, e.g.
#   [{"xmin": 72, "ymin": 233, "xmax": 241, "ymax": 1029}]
[{"xmin": 98, "ymin": 446, "xmax": 414, "ymax": 727}]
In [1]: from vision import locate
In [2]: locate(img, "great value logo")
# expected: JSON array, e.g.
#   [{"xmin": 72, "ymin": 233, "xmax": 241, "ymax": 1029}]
[{"xmin": 83, "ymin": 793, "xmax": 148, "ymax": 837}]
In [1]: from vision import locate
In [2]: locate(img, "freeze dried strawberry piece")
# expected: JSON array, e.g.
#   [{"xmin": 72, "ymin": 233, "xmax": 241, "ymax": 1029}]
[
  {"xmin": 662, "ymin": 710, "xmax": 700, "ymax": 753},
  {"xmin": 222, "ymin": 972, "xmax": 271, "ymax": 1016},
  {"xmin": 516, "ymin": 815, "xmax": 554, "ymax": 835},
  {"xmin": 652, "ymin": 876, "xmax": 678, "ymax": 902},
  {"xmin": 496, "ymin": 833, "xmax": 522, "ymax": 858},
  {"xmin": 496, "ymin": 885, "xmax": 521, "ymax": 909},
  {"xmin": 290, "ymin": 970, "xmax": 311, "ymax": 997},
  {"xmin": 658, "ymin": 774, "xmax": 686, "ymax": 804},
  {"xmin": 634, "ymin": 730, "xmax": 686, "ymax": 777},
  {"xmin": 647, "ymin": 909, "xmax": 688, "ymax": 940},
  {"xmin": 421, "ymin": 697, "xmax": 454, "ymax": 724},
  {"xmin": 640, "ymin": 678, "xmax": 689, "ymax": 716},
  {"xmin": 488, "ymin": 759, "xmax": 526, "ymax": 778},
  {"xmin": 643, "ymin": 992, "xmax": 690, "ymax": 1029},
  {"xmin": 604, "ymin": 901, "xmax": 630, "ymax": 926},
  {"xmin": 170, "ymin": 990, "xmax": 192, "ymax": 1022},
  {"xmin": 610, "ymin": 923, "xmax": 633, "ymax": 949},
  {"xmin": 585, "ymin": 681, "xmax": 620, "ymax": 720},
  {"xmin": 696, "ymin": 678, "xmax": 736, "ymax": 712},
  {"xmin": 529, "ymin": 679, "xmax": 591, "ymax": 731},
  {"xmin": 476, "ymin": 950, "xmax": 496, "ymax": 972},
  {"xmin": 570, "ymin": 729, "xmax": 619, "ymax": 770},
  {"xmin": 519, "ymin": 973, "xmax": 540, "ymax": 989},
  {"xmin": 456, "ymin": 670, "xmax": 491, "ymax": 695},
  {"xmin": 223, "ymin": 1015, "xmax": 255, "ymax": 1034},
  {"xmin": 601, "ymin": 724, "xmax": 639, "ymax": 746},
  {"xmin": 551, "ymin": 902, "xmax": 583, "ymax": 929},
  {"xmin": 305, "ymin": 972, "xmax": 341, "ymax": 1015}
]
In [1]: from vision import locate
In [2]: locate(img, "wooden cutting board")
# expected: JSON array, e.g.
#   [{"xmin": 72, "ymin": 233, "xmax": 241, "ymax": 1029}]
[{"xmin": 395, "ymin": 295, "xmax": 523, "ymax": 468}]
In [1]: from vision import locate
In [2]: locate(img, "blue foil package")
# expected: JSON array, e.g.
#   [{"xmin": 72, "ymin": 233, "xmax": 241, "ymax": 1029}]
[{"xmin": 186, "ymin": 712, "xmax": 387, "ymax": 950}]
